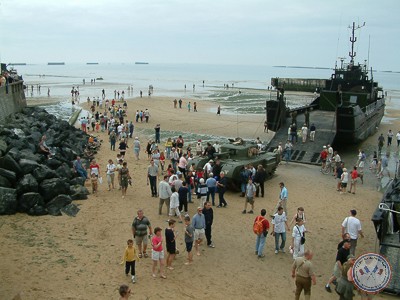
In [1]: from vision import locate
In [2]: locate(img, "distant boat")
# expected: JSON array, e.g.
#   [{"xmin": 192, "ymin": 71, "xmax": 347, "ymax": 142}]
[
  {"xmin": 96, "ymin": 77, "xmax": 104, "ymax": 80},
  {"xmin": 9, "ymin": 63, "xmax": 26, "ymax": 66},
  {"xmin": 86, "ymin": 63, "xmax": 99, "ymax": 65},
  {"xmin": 48, "ymin": 62, "xmax": 65, "ymax": 65},
  {"xmin": 135, "ymin": 62, "xmax": 149, "ymax": 65}
]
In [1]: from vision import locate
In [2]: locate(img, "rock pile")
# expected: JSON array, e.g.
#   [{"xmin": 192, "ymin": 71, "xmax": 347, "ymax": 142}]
[{"xmin": 0, "ymin": 106, "xmax": 90, "ymax": 216}]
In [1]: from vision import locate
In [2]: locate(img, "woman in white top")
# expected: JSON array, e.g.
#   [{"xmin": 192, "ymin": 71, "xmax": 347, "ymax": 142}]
[
  {"xmin": 340, "ymin": 168, "xmax": 349, "ymax": 193},
  {"xmin": 291, "ymin": 218, "xmax": 307, "ymax": 259},
  {"xmin": 106, "ymin": 159, "xmax": 116, "ymax": 191}
]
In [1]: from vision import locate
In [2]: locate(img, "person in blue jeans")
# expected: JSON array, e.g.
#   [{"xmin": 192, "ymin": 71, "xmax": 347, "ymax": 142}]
[
  {"xmin": 254, "ymin": 209, "xmax": 270, "ymax": 258},
  {"xmin": 271, "ymin": 206, "xmax": 290, "ymax": 254},
  {"xmin": 73, "ymin": 156, "xmax": 88, "ymax": 179},
  {"xmin": 205, "ymin": 173, "xmax": 217, "ymax": 206}
]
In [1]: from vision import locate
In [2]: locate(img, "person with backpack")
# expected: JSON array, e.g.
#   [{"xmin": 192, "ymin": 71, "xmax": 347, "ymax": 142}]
[{"xmin": 253, "ymin": 209, "xmax": 270, "ymax": 258}]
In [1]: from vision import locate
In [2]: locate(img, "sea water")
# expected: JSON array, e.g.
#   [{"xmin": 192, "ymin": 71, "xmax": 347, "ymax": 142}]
[{"xmin": 15, "ymin": 62, "xmax": 400, "ymax": 143}]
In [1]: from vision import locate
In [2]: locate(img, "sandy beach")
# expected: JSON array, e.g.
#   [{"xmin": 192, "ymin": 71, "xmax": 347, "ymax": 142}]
[{"xmin": 0, "ymin": 94, "xmax": 399, "ymax": 300}]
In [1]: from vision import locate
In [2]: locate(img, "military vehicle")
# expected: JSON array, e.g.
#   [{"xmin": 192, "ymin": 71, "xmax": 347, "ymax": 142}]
[{"xmin": 191, "ymin": 138, "xmax": 279, "ymax": 191}]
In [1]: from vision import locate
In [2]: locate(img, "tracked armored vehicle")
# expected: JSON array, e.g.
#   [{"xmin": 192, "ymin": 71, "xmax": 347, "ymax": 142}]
[{"xmin": 191, "ymin": 138, "xmax": 279, "ymax": 191}]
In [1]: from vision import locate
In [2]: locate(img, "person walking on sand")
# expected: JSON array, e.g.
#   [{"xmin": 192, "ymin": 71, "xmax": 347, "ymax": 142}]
[
  {"xmin": 147, "ymin": 159, "xmax": 159, "ymax": 197},
  {"xmin": 192, "ymin": 207, "xmax": 206, "ymax": 256},
  {"xmin": 243, "ymin": 178, "xmax": 256, "ymax": 214},
  {"xmin": 291, "ymin": 249, "xmax": 316, "ymax": 300},
  {"xmin": 159, "ymin": 175, "xmax": 172, "ymax": 215},
  {"xmin": 131, "ymin": 209, "xmax": 153, "ymax": 259},
  {"xmin": 291, "ymin": 218, "xmax": 307, "ymax": 259},
  {"xmin": 119, "ymin": 161, "xmax": 131, "ymax": 198},
  {"xmin": 341, "ymin": 209, "xmax": 364, "ymax": 255},
  {"xmin": 151, "ymin": 227, "xmax": 166, "ymax": 279},
  {"xmin": 120, "ymin": 239, "xmax": 140, "ymax": 283},
  {"xmin": 216, "ymin": 172, "xmax": 228, "ymax": 207},
  {"xmin": 324, "ymin": 239, "xmax": 351, "ymax": 293},
  {"xmin": 253, "ymin": 208, "xmax": 270, "ymax": 258},
  {"xmin": 184, "ymin": 216, "xmax": 194, "ymax": 265},
  {"xmin": 133, "ymin": 137, "xmax": 140, "ymax": 160},
  {"xmin": 348, "ymin": 166, "xmax": 358, "ymax": 194},
  {"xmin": 378, "ymin": 152, "xmax": 391, "ymax": 179},
  {"xmin": 202, "ymin": 201, "xmax": 215, "ymax": 248},
  {"xmin": 217, "ymin": 105, "xmax": 221, "ymax": 116},
  {"xmin": 272, "ymin": 206, "xmax": 290, "ymax": 254},
  {"xmin": 106, "ymin": 159, "xmax": 116, "ymax": 191},
  {"xmin": 273, "ymin": 182, "xmax": 288, "ymax": 215},
  {"xmin": 340, "ymin": 168, "xmax": 349, "ymax": 194},
  {"xmin": 169, "ymin": 186, "xmax": 183, "ymax": 223},
  {"xmin": 165, "ymin": 219, "xmax": 178, "ymax": 270}
]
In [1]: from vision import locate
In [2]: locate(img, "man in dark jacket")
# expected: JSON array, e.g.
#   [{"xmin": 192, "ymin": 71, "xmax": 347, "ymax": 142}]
[
  {"xmin": 202, "ymin": 201, "xmax": 215, "ymax": 248},
  {"xmin": 254, "ymin": 165, "xmax": 267, "ymax": 197}
]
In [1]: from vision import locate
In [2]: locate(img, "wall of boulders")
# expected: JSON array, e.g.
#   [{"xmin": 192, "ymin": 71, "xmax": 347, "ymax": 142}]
[{"xmin": 0, "ymin": 106, "xmax": 90, "ymax": 216}]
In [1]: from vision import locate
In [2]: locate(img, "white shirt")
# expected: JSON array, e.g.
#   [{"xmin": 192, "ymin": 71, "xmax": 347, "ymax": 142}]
[
  {"xmin": 292, "ymin": 224, "xmax": 306, "ymax": 238},
  {"xmin": 396, "ymin": 132, "xmax": 400, "ymax": 141},
  {"xmin": 342, "ymin": 216, "xmax": 362, "ymax": 239},
  {"xmin": 272, "ymin": 212, "xmax": 287, "ymax": 233},
  {"xmin": 170, "ymin": 192, "xmax": 179, "ymax": 209},
  {"xmin": 106, "ymin": 163, "xmax": 116, "ymax": 175}
]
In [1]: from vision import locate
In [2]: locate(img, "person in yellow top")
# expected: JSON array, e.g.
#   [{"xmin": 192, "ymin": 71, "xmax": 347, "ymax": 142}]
[
  {"xmin": 165, "ymin": 138, "xmax": 173, "ymax": 159},
  {"xmin": 120, "ymin": 239, "xmax": 140, "ymax": 283}
]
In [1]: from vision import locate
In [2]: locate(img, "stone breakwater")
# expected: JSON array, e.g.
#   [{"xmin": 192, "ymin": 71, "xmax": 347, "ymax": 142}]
[{"xmin": 0, "ymin": 107, "xmax": 90, "ymax": 216}]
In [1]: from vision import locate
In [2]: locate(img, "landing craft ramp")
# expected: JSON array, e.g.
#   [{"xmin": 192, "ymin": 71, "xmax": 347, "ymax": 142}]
[{"xmin": 267, "ymin": 110, "xmax": 336, "ymax": 165}]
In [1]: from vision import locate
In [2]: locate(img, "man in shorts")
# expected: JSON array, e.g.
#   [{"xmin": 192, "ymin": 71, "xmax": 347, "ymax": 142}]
[
  {"xmin": 192, "ymin": 207, "xmax": 206, "ymax": 256},
  {"xmin": 131, "ymin": 209, "xmax": 153, "ymax": 258},
  {"xmin": 243, "ymin": 178, "xmax": 256, "ymax": 214}
]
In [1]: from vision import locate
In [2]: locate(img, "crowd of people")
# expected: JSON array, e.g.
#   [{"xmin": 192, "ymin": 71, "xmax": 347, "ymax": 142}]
[{"xmin": 68, "ymin": 89, "xmax": 385, "ymax": 299}]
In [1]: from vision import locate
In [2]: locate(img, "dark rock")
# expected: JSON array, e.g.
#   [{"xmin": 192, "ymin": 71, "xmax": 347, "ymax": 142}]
[
  {"xmin": 69, "ymin": 177, "xmax": 86, "ymax": 186},
  {"xmin": 19, "ymin": 159, "xmax": 40, "ymax": 174},
  {"xmin": 0, "ymin": 154, "xmax": 22, "ymax": 175},
  {"xmin": 28, "ymin": 205, "xmax": 48, "ymax": 216},
  {"xmin": 0, "ymin": 139, "xmax": 7, "ymax": 156},
  {"xmin": 33, "ymin": 165, "xmax": 58, "ymax": 183},
  {"xmin": 0, "ymin": 175, "xmax": 12, "ymax": 188},
  {"xmin": 55, "ymin": 163, "xmax": 73, "ymax": 179},
  {"xmin": 46, "ymin": 194, "xmax": 72, "ymax": 216},
  {"xmin": 6, "ymin": 148, "xmax": 21, "ymax": 162},
  {"xmin": 45, "ymin": 158, "xmax": 63, "ymax": 170},
  {"xmin": 16, "ymin": 174, "xmax": 39, "ymax": 195},
  {"xmin": 0, "ymin": 168, "xmax": 17, "ymax": 184},
  {"xmin": 0, "ymin": 187, "xmax": 17, "ymax": 215},
  {"xmin": 18, "ymin": 192, "xmax": 45, "ymax": 213},
  {"xmin": 19, "ymin": 149, "xmax": 41, "ymax": 162},
  {"xmin": 39, "ymin": 178, "xmax": 70, "ymax": 202},
  {"xmin": 61, "ymin": 203, "xmax": 80, "ymax": 217},
  {"xmin": 69, "ymin": 185, "xmax": 89, "ymax": 200}
]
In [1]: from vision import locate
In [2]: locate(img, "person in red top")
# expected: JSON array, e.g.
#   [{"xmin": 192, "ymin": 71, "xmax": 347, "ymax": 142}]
[
  {"xmin": 320, "ymin": 146, "xmax": 328, "ymax": 171},
  {"xmin": 89, "ymin": 159, "xmax": 100, "ymax": 178},
  {"xmin": 151, "ymin": 227, "xmax": 166, "ymax": 279},
  {"xmin": 254, "ymin": 209, "xmax": 270, "ymax": 258},
  {"xmin": 348, "ymin": 166, "xmax": 358, "ymax": 194}
]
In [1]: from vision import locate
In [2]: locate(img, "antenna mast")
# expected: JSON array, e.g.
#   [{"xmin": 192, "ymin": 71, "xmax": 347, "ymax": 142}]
[{"xmin": 349, "ymin": 21, "xmax": 366, "ymax": 64}]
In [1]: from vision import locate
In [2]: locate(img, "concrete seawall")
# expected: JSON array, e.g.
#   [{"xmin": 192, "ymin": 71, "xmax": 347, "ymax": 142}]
[{"xmin": 0, "ymin": 82, "xmax": 27, "ymax": 123}]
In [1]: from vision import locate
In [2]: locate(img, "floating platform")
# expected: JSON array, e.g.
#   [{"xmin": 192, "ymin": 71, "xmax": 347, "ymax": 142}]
[
  {"xmin": 135, "ymin": 62, "xmax": 149, "ymax": 65},
  {"xmin": 8, "ymin": 63, "xmax": 26, "ymax": 66},
  {"xmin": 86, "ymin": 63, "xmax": 99, "ymax": 65},
  {"xmin": 48, "ymin": 62, "xmax": 65, "ymax": 65}
]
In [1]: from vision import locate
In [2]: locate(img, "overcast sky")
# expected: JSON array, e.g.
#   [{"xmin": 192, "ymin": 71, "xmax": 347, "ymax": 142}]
[{"xmin": 1, "ymin": 0, "xmax": 399, "ymax": 70}]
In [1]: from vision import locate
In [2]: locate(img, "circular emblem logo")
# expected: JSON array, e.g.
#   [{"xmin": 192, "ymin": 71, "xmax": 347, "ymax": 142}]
[{"xmin": 352, "ymin": 253, "xmax": 392, "ymax": 294}]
